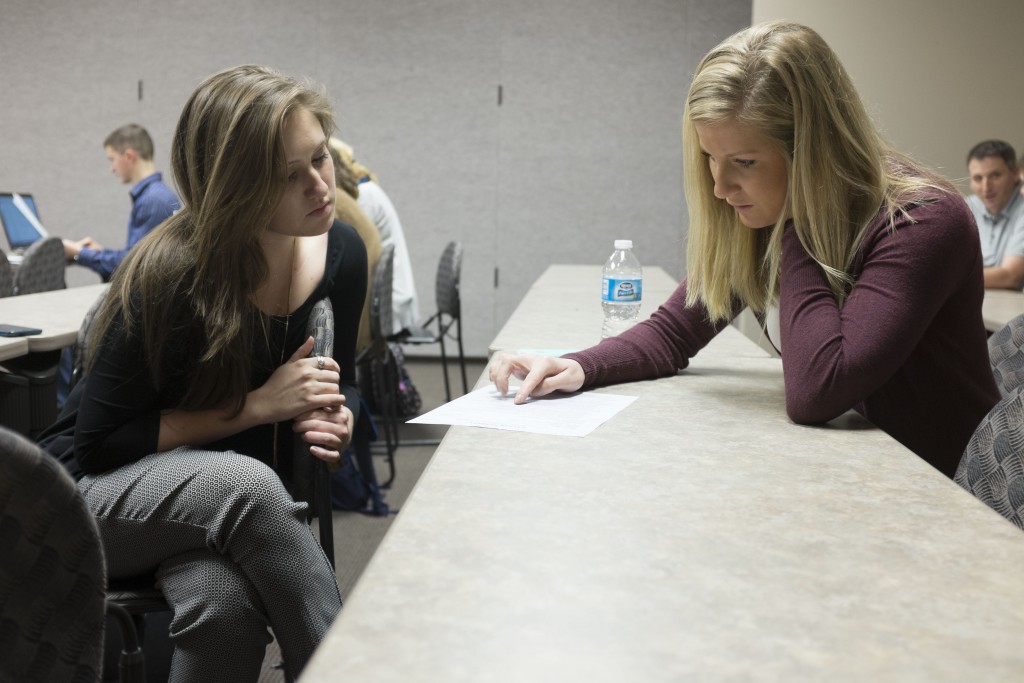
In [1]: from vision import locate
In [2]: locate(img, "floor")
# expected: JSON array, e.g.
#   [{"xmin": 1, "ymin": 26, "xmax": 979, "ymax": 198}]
[{"xmin": 256, "ymin": 355, "xmax": 487, "ymax": 682}]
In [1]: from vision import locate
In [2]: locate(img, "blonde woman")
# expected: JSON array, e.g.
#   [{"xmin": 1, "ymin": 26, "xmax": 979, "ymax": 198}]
[
  {"xmin": 491, "ymin": 21, "xmax": 1000, "ymax": 479},
  {"xmin": 39, "ymin": 65, "xmax": 366, "ymax": 680},
  {"xmin": 333, "ymin": 137, "xmax": 421, "ymax": 333},
  {"xmin": 329, "ymin": 136, "xmax": 381, "ymax": 354}
]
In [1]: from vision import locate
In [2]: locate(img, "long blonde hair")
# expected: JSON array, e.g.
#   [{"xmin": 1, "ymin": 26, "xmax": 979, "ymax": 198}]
[
  {"xmin": 89, "ymin": 64, "xmax": 335, "ymax": 414},
  {"xmin": 683, "ymin": 21, "xmax": 953, "ymax": 321}
]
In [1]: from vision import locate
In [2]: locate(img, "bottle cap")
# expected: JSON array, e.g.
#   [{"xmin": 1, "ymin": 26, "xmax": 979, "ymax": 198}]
[{"xmin": 614, "ymin": 239, "xmax": 633, "ymax": 250}]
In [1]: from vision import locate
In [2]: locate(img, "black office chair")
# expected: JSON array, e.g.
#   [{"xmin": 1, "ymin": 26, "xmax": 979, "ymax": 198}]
[
  {"xmin": 0, "ymin": 425, "xmax": 119, "ymax": 682},
  {"xmin": 13, "ymin": 236, "xmax": 65, "ymax": 295},
  {"xmin": 288, "ymin": 297, "xmax": 340, "ymax": 567},
  {"xmin": 61, "ymin": 290, "xmax": 171, "ymax": 679},
  {"xmin": 0, "ymin": 250, "xmax": 14, "ymax": 297},
  {"xmin": 955, "ymin": 384, "xmax": 1024, "ymax": 531},
  {"xmin": 69, "ymin": 289, "xmax": 108, "ymax": 388},
  {"xmin": 356, "ymin": 244, "xmax": 399, "ymax": 487},
  {"xmin": 988, "ymin": 313, "xmax": 1024, "ymax": 398},
  {"xmin": 1, "ymin": 237, "xmax": 68, "ymax": 438},
  {"xmin": 391, "ymin": 240, "xmax": 467, "ymax": 403}
]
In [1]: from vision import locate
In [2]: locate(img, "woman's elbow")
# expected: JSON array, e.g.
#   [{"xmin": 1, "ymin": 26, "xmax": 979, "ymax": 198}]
[{"xmin": 785, "ymin": 392, "xmax": 844, "ymax": 426}]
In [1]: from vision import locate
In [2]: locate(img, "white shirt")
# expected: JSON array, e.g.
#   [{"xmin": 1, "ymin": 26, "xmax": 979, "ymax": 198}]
[{"xmin": 356, "ymin": 181, "xmax": 421, "ymax": 333}]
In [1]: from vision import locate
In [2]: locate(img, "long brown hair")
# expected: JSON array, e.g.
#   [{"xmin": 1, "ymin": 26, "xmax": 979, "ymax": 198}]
[{"xmin": 88, "ymin": 64, "xmax": 335, "ymax": 415}]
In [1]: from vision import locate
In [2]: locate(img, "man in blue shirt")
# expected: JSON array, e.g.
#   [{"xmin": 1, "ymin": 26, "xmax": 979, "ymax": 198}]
[
  {"xmin": 966, "ymin": 139, "xmax": 1024, "ymax": 290},
  {"xmin": 57, "ymin": 124, "xmax": 179, "ymax": 406},
  {"xmin": 62, "ymin": 124, "xmax": 179, "ymax": 281}
]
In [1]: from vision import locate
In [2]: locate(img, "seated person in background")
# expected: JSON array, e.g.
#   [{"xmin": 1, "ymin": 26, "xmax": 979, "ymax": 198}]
[
  {"xmin": 1020, "ymin": 153, "xmax": 1024, "ymax": 197},
  {"xmin": 38, "ymin": 64, "xmax": 365, "ymax": 680},
  {"xmin": 58, "ymin": 124, "xmax": 181, "ymax": 406},
  {"xmin": 328, "ymin": 136, "xmax": 381, "ymax": 354},
  {"xmin": 491, "ymin": 21, "xmax": 1000, "ymax": 481},
  {"xmin": 332, "ymin": 139, "xmax": 420, "ymax": 334},
  {"xmin": 62, "ymin": 123, "xmax": 180, "ymax": 281},
  {"xmin": 966, "ymin": 139, "xmax": 1024, "ymax": 290}
]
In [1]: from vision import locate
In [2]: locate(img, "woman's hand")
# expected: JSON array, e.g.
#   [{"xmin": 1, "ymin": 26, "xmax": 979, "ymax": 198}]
[
  {"xmin": 489, "ymin": 353, "xmax": 586, "ymax": 404},
  {"xmin": 249, "ymin": 337, "xmax": 346, "ymax": 424},
  {"xmin": 292, "ymin": 401, "xmax": 353, "ymax": 463}
]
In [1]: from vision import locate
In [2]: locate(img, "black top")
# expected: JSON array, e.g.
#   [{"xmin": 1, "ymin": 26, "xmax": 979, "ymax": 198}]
[{"xmin": 39, "ymin": 220, "xmax": 367, "ymax": 480}]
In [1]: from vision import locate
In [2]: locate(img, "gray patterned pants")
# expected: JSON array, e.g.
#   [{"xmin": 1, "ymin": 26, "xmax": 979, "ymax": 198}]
[{"xmin": 78, "ymin": 447, "xmax": 342, "ymax": 682}]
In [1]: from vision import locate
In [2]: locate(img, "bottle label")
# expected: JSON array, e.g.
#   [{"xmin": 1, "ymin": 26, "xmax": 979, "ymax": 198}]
[{"xmin": 602, "ymin": 277, "xmax": 642, "ymax": 303}]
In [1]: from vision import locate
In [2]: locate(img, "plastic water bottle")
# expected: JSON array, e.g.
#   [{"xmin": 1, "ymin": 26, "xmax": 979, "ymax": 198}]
[{"xmin": 601, "ymin": 239, "xmax": 643, "ymax": 338}]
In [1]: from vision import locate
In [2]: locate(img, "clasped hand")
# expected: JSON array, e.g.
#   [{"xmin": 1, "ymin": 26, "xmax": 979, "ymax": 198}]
[
  {"xmin": 489, "ymin": 353, "xmax": 585, "ymax": 404},
  {"xmin": 255, "ymin": 337, "xmax": 352, "ymax": 462}
]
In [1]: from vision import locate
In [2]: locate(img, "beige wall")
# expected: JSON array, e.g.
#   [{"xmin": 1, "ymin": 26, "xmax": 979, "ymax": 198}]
[{"xmin": 752, "ymin": 0, "xmax": 1024, "ymax": 190}]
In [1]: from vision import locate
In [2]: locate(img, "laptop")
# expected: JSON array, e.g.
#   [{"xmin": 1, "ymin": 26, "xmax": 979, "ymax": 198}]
[{"xmin": 0, "ymin": 192, "xmax": 49, "ymax": 265}]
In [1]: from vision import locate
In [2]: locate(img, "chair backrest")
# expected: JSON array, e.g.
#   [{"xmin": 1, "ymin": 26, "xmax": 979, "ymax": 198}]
[
  {"xmin": 307, "ymin": 296, "xmax": 335, "ymax": 362},
  {"xmin": 370, "ymin": 244, "xmax": 395, "ymax": 358},
  {"xmin": 290, "ymin": 297, "xmax": 338, "ymax": 566},
  {"xmin": 70, "ymin": 289, "xmax": 109, "ymax": 390},
  {"xmin": 955, "ymin": 384, "xmax": 1024, "ymax": 530},
  {"xmin": 14, "ymin": 236, "xmax": 66, "ymax": 295},
  {"xmin": 0, "ymin": 250, "xmax": 14, "ymax": 297},
  {"xmin": 434, "ymin": 241, "xmax": 462, "ymax": 319},
  {"xmin": 0, "ymin": 425, "xmax": 107, "ymax": 681},
  {"xmin": 988, "ymin": 313, "xmax": 1024, "ymax": 398}
]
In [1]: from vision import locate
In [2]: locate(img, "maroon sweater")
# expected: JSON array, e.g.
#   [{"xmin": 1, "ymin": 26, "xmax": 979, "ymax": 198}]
[{"xmin": 567, "ymin": 191, "xmax": 1000, "ymax": 478}]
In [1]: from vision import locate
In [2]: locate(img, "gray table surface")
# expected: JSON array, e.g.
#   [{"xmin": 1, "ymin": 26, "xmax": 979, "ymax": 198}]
[
  {"xmin": 0, "ymin": 283, "xmax": 108, "ymax": 353},
  {"xmin": 488, "ymin": 264, "xmax": 679, "ymax": 354},
  {"xmin": 982, "ymin": 288, "xmax": 1024, "ymax": 332},
  {"xmin": 301, "ymin": 265, "xmax": 1024, "ymax": 683}
]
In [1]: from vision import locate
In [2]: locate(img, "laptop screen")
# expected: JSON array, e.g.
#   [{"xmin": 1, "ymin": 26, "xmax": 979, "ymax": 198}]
[{"xmin": 0, "ymin": 193, "xmax": 48, "ymax": 250}]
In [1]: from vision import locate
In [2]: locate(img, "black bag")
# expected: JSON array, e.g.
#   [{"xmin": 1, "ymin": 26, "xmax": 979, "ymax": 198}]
[
  {"xmin": 390, "ymin": 343, "xmax": 423, "ymax": 417},
  {"xmin": 329, "ymin": 398, "xmax": 390, "ymax": 516},
  {"xmin": 329, "ymin": 448, "xmax": 371, "ymax": 510},
  {"xmin": 359, "ymin": 343, "xmax": 423, "ymax": 418},
  {"xmin": 330, "ymin": 446, "xmax": 390, "ymax": 515}
]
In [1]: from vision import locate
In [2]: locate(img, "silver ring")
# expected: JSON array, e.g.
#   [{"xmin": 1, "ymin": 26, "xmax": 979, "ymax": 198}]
[{"xmin": 316, "ymin": 355, "xmax": 325, "ymax": 370}]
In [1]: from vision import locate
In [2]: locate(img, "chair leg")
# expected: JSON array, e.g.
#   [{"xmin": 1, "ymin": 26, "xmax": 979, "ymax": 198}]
[
  {"xmin": 456, "ymin": 318, "xmax": 468, "ymax": 395},
  {"xmin": 276, "ymin": 657, "xmax": 295, "ymax": 683},
  {"xmin": 106, "ymin": 601, "xmax": 146, "ymax": 683},
  {"xmin": 315, "ymin": 460, "xmax": 335, "ymax": 569},
  {"xmin": 369, "ymin": 355, "xmax": 398, "ymax": 488},
  {"xmin": 380, "ymin": 354, "xmax": 398, "ymax": 488},
  {"xmin": 438, "ymin": 321, "xmax": 452, "ymax": 403}
]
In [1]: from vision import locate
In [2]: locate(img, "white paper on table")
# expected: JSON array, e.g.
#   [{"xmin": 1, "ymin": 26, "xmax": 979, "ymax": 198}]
[{"xmin": 407, "ymin": 385, "xmax": 637, "ymax": 437}]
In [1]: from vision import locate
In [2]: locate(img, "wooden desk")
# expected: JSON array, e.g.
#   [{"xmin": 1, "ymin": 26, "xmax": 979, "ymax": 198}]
[
  {"xmin": 302, "ymin": 266, "xmax": 1024, "ymax": 683},
  {"xmin": 982, "ymin": 288, "xmax": 1024, "ymax": 332},
  {"xmin": 0, "ymin": 283, "xmax": 109, "ymax": 354}
]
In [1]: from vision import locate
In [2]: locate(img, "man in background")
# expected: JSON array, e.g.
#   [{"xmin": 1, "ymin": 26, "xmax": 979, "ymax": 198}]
[
  {"xmin": 57, "ymin": 124, "xmax": 179, "ymax": 406},
  {"xmin": 966, "ymin": 139, "xmax": 1024, "ymax": 290},
  {"xmin": 62, "ymin": 123, "xmax": 179, "ymax": 281}
]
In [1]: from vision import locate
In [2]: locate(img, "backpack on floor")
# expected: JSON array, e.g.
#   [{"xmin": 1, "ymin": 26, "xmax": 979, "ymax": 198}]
[{"xmin": 329, "ymin": 397, "xmax": 390, "ymax": 516}]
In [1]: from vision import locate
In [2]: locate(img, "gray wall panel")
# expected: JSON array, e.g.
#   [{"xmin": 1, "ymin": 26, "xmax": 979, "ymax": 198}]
[
  {"xmin": 314, "ymin": 1, "xmax": 502, "ymax": 355},
  {"xmin": 493, "ymin": 1, "xmax": 748, "ymax": 342},
  {"xmin": 0, "ymin": 0, "xmax": 750, "ymax": 354},
  {"xmin": 1, "ymin": 0, "xmax": 142, "ymax": 286}
]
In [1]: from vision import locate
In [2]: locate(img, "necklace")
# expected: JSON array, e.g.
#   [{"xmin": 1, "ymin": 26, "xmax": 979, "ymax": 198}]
[{"xmin": 272, "ymin": 238, "xmax": 297, "ymax": 469}]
